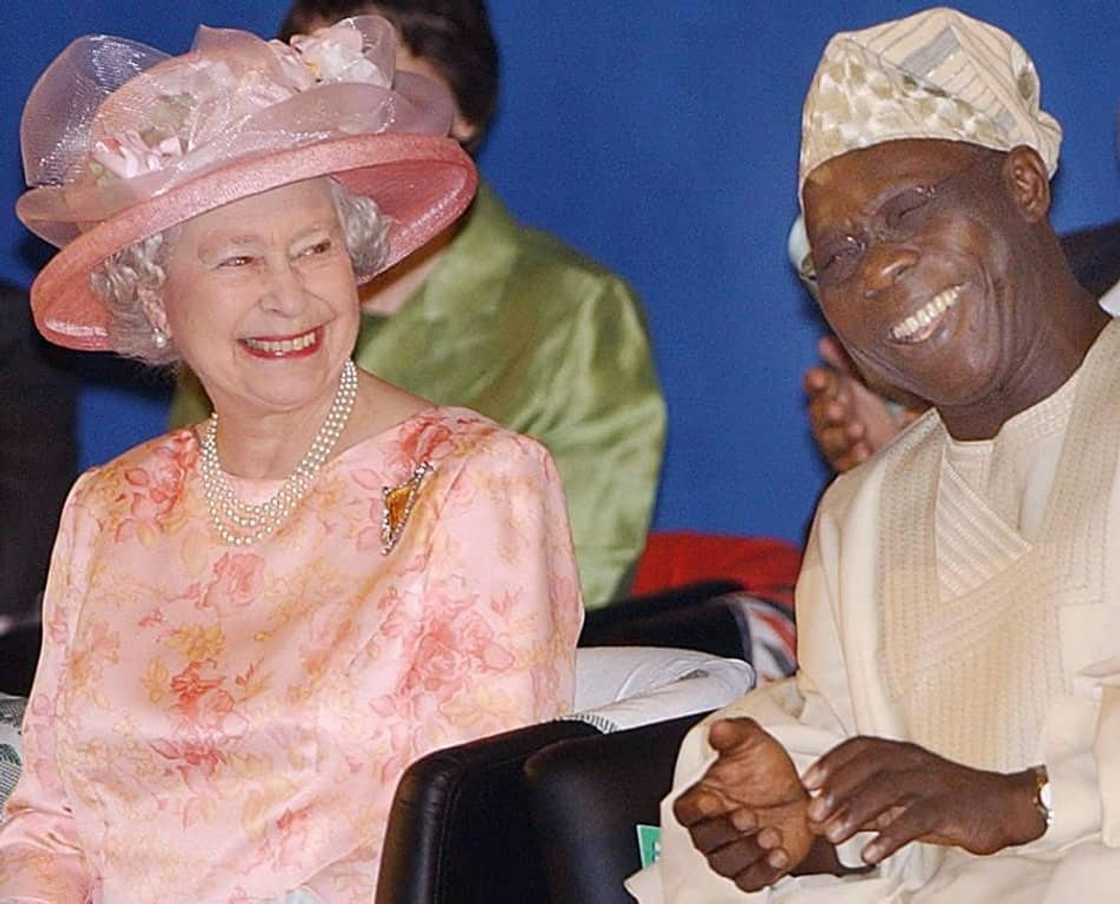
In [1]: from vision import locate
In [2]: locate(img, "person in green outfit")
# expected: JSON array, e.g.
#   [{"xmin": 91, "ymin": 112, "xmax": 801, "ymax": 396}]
[{"xmin": 169, "ymin": 0, "xmax": 667, "ymax": 607}]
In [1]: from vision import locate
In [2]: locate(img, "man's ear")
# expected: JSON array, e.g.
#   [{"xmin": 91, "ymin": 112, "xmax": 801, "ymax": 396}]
[{"xmin": 1002, "ymin": 145, "xmax": 1051, "ymax": 223}]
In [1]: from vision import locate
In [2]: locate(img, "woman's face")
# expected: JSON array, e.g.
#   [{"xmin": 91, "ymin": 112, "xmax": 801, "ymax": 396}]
[{"xmin": 161, "ymin": 178, "xmax": 360, "ymax": 419}]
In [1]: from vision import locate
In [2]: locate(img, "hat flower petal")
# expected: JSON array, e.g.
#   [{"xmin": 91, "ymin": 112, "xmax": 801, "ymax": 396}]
[{"xmin": 291, "ymin": 19, "xmax": 391, "ymax": 88}]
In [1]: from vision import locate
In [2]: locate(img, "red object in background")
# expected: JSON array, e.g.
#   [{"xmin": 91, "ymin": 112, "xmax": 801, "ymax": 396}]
[{"xmin": 632, "ymin": 531, "xmax": 802, "ymax": 607}]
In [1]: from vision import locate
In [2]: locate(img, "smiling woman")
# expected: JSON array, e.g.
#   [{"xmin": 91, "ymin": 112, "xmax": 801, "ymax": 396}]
[{"xmin": 0, "ymin": 15, "xmax": 582, "ymax": 903}]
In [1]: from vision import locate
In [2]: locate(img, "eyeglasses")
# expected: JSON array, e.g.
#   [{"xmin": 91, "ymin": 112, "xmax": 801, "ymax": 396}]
[{"xmin": 811, "ymin": 153, "xmax": 994, "ymax": 289}]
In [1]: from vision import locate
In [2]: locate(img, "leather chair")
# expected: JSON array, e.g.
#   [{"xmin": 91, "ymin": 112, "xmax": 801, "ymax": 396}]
[
  {"xmin": 375, "ymin": 718, "xmax": 600, "ymax": 904},
  {"xmin": 525, "ymin": 711, "xmax": 706, "ymax": 904},
  {"xmin": 0, "ymin": 622, "xmax": 41, "ymax": 697},
  {"xmin": 375, "ymin": 710, "xmax": 709, "ymax": 904}
]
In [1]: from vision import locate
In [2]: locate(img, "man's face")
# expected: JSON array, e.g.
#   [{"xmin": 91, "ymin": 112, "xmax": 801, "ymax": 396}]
[{"xmin": 803, "ymin": 139, "xmax": 1036, "ymax": 411}]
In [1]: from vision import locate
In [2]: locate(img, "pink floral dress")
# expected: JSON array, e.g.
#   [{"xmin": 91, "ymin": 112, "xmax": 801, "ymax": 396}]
[{"xmin": 0, "ymin": 407, "xmax": 583, "ymax": 903}]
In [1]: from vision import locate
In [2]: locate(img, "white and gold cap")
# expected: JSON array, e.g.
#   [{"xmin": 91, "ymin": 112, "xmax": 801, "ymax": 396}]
[{"xmin": 798, "ymin": 7, "xmax": 1062, "ymax": 201}]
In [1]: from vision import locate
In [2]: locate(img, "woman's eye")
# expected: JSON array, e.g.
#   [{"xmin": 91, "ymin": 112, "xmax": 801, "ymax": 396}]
[
  {"xmin": 301, "ymin": 239, "xmax": 333, "ymax": 257},
  {"xmin": 218, "ymin": 255, "xmax": 253, "ymax": 269}
]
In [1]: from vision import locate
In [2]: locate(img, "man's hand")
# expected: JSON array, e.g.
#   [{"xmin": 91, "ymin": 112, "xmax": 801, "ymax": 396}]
[
  {"xmin": 803, "ymin": 737, "xmax": 1047, "ymax": 865},
  {"xmin": 804, "ymin": 337, "xmax": 911, "ymax": 472},
  {"xmin": 673, "ymin": 718, "xmax": 814, "ymax": 892}
]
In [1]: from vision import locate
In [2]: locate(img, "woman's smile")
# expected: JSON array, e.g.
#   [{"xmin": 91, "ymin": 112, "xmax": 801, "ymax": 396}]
[{"xmin": 240, "ymin": 325, "xmax": 324, "ymax": 359}]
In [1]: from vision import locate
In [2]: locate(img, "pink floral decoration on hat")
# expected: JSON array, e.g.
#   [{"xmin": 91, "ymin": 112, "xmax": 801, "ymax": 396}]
[
  {"xmin": 287, "ymin": 19, "xmax": 393, "ymax": 87},
  {"xmin": 92, "ymin": 130, "xmax": 185, "ymax": 180},
  {"xmin": 96, "ymin": 19, "xmax": 396, "ymax": 185}
]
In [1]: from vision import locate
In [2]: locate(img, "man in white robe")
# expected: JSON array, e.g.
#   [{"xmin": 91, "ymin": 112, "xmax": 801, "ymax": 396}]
[{"xmin": 629, "ymin": 8, "xmax": 1120, "ymax": 903}]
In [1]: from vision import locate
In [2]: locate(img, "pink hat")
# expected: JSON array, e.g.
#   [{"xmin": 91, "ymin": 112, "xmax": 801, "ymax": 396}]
[{"xmin": 17, "ymin": 16, "xmax": 478, "ymax": 351}]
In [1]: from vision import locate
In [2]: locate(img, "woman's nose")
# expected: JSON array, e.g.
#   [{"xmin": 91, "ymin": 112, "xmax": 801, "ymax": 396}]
[
  {"xmin": 261, "ymin": 260, "xmax": 308, "ymax": 316},
  {"xmin": 860, "ymin": 244, "xmax": 919, "ymax": 299}
]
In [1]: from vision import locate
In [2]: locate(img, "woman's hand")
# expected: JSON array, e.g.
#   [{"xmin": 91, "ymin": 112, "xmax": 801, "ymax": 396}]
[
  {"xmin": 802, "ymin": 737, "xmax": 1047, "ymax": 865},
  {"xmin": 673, "ymin": 718, "xmax": 815, "ymax": 892}
]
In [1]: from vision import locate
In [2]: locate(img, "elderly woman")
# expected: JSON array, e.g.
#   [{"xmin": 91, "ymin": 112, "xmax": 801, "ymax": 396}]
[
  {"xmin": 0, "ymin": 17, "xmax": 581, "ymax": 902},
  {"xmin": 633, "ymin": 8, "xmax": 1120, "ymax": 903}
]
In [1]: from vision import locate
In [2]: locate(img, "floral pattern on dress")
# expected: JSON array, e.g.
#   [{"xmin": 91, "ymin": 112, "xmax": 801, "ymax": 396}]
[{"xmin": 0, "ymin": 408, "xmax": 582, "ymax": 903}]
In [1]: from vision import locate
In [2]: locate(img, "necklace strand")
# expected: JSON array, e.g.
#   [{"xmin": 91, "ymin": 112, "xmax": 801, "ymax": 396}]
[{"xmin": 200, "ymin": 360, "xmax": 359, "ymax": 545}]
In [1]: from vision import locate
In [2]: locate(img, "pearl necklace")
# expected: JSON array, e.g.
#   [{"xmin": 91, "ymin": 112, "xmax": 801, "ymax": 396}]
[{"xmin": 199, "ymin": 360, "xmax": 359, "ymax": 546}]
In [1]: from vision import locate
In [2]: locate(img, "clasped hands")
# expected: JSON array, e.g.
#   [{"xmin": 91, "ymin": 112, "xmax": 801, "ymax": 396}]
[{"xmin": 673, "ymin": 718, "xmax": 1047, "ymax": 893}]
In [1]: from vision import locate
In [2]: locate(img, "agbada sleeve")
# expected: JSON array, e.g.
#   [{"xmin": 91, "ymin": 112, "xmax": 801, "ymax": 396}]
[
  {"xmin": 534, "ymin": 275, "xmax": 666, "ymax": 608},
  {"xmin": 1019, "ymin": 606, "xmax": 1120, "ymax": 853},
  {"xmin": 0, "ymin": 473, "xmax": 97, "ymax": 902},
  {"xmin": 630, "ymin": 513, "xmax": 853, "ymax": 903},
  {"xmin": 629, "ymin": 502, "xmax": 945, "ymax": 902},
  {"xmin": 1010, "ymin": 463, "xmax": 1120, "ymax": 855}
]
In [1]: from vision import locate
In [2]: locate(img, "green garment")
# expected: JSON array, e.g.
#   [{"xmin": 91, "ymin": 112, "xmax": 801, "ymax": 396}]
[{"xmin": 169, "ymin": 183, "xmax": 666, "ymax": 607}]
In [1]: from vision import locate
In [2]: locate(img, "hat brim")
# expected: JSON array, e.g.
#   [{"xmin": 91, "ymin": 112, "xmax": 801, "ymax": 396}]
[{"xmin": 26, "ymin": 132, "xmax": 477, "ymax": 351}]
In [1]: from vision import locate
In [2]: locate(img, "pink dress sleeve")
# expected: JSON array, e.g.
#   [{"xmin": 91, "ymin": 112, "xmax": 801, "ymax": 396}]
[
  {"xmin": 410, "ymin": 430, "xmax": 584, "ymax": 744},
  {"xmin": 0, "ymin": 474, "xmax": 95, "ymax": 902},
  {"xmin": 305, "ymin": 429, "xmax": 584, "ymax": 899}
]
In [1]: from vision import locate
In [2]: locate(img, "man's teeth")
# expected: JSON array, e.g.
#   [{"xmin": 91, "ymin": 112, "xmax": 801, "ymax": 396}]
[
  {"xmin": 890, "ymin": 286, "xmax": 961, "ymax": 341},
  {"xmin": 243, "ymin": 330, "xmax": 317, "ymax": 354}
]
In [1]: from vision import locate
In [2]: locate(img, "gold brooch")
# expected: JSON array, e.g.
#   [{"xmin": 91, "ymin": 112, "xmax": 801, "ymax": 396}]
[{"xmin": 381, "ymin": 461, "xmax": 435, "ymax": 555}]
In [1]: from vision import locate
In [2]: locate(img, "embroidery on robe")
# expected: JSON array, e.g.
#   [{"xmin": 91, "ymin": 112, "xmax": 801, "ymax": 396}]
[
  {"xmin": 381, "ymin": 461, "xmax": 435, "ymax": 555},
  {"xmin": 877, "ymin": 321, "xmax": 1120, "ymax": 771}
]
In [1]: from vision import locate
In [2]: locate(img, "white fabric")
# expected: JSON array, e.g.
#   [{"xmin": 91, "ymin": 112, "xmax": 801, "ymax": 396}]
[
  {"xmin": 631, "ymin": 322, "xmax": 1120, "ymax": 902},
  {"xmin": 571, "ymin": 647, "xmax": 755, "ymax": 733},
  {"xmin": 1098, "ymin": 280, "xmax": 1120, "ymax": 316},
  {"xmin": 0, "ymin": 695, "xmax": 24, "ymax": 820}
]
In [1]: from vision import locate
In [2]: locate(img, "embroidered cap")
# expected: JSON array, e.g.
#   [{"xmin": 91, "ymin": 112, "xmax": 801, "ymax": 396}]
[{"xmin": 798, "ymin": 7, "xmax": 1062, "ymax": 201}]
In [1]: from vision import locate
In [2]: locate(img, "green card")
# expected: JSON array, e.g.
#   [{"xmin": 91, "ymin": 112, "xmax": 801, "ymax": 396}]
[{"xmin": 636, "ymin": 824, "xmax": 662, "ymax": 868}]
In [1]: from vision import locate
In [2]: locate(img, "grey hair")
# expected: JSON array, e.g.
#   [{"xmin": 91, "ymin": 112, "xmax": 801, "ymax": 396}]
[
  {"xmin": 329, "ymin": 179, "xmax": 391, "ymax": 282},
  {"xmin": 90, "ymin": 178, "xmax": 392, "ymax": 366}
]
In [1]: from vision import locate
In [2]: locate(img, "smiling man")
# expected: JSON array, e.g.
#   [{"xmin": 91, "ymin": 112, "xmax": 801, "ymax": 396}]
[{"xmin": 629, "ymin": 8, "xmax": 1120, "ymax": 903}]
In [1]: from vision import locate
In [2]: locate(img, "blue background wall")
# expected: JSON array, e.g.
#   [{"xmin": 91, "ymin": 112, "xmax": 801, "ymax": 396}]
[{"xmin": 3, "ymin": 2, "xmax": 1119, "ymax": 547}]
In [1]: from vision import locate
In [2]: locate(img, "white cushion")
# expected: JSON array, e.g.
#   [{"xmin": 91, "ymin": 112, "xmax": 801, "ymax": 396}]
[
  {"xmin": 0, "ymin": 695, "xmax": 26, "ymax": 815},
  {"xmin": 569, "ymin": 647, "xmax": 755, "ymax": 733}
]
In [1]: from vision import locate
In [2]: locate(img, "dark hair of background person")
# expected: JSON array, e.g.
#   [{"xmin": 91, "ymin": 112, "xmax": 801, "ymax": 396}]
[{"xmin": 279, "ymin": 0, "xmax": 499, "ymax": 154}]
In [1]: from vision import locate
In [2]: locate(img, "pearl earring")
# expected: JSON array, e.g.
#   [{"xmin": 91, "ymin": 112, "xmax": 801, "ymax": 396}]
[{"xmin": 152, "ymin": 328, "xmax": 169, "ymax": 350}]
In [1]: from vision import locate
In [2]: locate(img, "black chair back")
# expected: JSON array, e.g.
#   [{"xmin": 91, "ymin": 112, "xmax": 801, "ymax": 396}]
[
  {"xmin": 375, "ymin": 718, "xmax": 599, "ymax": 904},
  {"xmin": 524, "ymin": 711, "xmax": 707, "ymax": 904}
]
